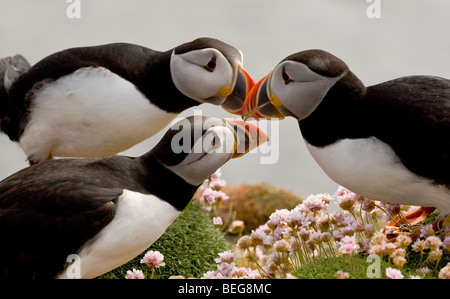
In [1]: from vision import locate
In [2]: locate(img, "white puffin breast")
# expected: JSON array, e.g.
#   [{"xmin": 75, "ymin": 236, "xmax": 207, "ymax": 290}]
[
  {"xmin": 19, "ymin": 67, "xmax": 177, "ymax": 162},
  {"xmin": 57, "ymin": 189, "xmax": 181, "ymax": 279},
  {"xmin": 305, "ymin": 137, "xmax": 450, "ymax": 215}
]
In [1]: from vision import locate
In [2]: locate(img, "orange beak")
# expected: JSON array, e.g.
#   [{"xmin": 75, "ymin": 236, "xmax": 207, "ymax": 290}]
[
  {"xmin": 223, "ymin": 119, "xmax": 269, "ymax": 159},
  {"xmin": 242, "ymin": 74, "xmax": 269, "ymax": 119},
  {"xmin": 221, "ymin": 65, "xmax": 255, "ymax": 115},
  {"xmin": 241, "ymin": 71, "xmax": 285, "ymax": 120}
]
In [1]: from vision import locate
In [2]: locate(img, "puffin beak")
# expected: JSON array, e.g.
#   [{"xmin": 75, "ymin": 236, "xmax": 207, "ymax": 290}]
[
  {"xmin": 221, "ymin": 65, "xmax": 255, "ymax": 115},
  {"xmin": 223, "ymin": 119, "xmax": 269, "ymax": 159},
  {"xmin": 241, "ymin": 71, "xmax": 285, "ymax": 120}
]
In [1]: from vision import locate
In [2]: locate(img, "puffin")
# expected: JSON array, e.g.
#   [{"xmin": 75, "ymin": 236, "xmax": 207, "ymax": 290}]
[
  {"xmin": 242, "ymin": 49, "xmax": 450, "ymax": 226},
  {"xmin": 0, "ymin": 115, "xmax": 268, "ymax": 279},
  {"xmin": 0, "ymin": 37, "xmax": 254, "ymax": 164}
]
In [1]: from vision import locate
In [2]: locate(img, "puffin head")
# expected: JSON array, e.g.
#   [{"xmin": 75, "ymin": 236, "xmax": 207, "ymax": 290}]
[
  {"xmin": 170, "ymin": 37, "xmax": 255, "ymax": 115},
  {"xmin": 242, "ymin": 49, "xmax": 350, "ymax": 121},
  {"xmin": 151, "ymin": 115, "xmax": 268, "ymax": 186}
]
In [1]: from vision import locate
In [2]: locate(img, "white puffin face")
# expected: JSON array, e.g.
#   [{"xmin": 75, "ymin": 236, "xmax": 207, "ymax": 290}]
[
  {"xmin": 169, "ymin": 121, "xmax": 236, "ymax": 186},
  {"xmin": 269, "ymin": 61, "xmax": 344, "ymax": 120},
  {"xmin": 161, "ymin": 117, "xmax": 267, "ymax": 186},
  {"xmin": 170, "ymin": 48, "xmax": 235, "ymax": 105}
]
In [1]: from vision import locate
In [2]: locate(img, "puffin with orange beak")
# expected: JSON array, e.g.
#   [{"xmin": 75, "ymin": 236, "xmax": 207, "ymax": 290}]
[
  {"xmin": 243, "ymin": 49, "xmax": 450, "ymax": 228},
  {"xmin": 0, "ymin": 115, "xmax": 268, "ymax": 279},
  {"xmin": 0, "ymin": 37, "xmax": 254, "ymax": 164}
]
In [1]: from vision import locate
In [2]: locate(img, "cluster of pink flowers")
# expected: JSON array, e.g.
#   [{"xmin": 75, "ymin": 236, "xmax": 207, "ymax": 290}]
[
  {"xmin": 197, "ymin": 168, "xmax": 228, "ymax": 212},
  {"xmin": 216, "ymin": 187, "xmax": 377, "ymax": 278},
  {"xmin": 204, "ymin": 185, "xmax": 450, "ymax": 279}
]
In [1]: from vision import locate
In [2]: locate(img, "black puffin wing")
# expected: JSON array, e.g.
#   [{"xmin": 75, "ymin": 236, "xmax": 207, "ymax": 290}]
[
  {"xmin": 366, "ymin": 75, "xmax": 450, "ymax": 186},
  {"xmin": 0, "ymin": 166, "xmax": 123, "ymax": 278}
]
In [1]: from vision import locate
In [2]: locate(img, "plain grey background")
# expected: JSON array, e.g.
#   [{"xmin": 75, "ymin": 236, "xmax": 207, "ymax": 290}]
[{"xmin": 0, "ymin": 1, "xmax": 449, "ymax": 199}]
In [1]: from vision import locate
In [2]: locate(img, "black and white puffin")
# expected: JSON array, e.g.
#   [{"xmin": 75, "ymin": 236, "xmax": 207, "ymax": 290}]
[
  {"xmin": 242, "ymin": 49, "xmax": 450, "ymax": 224},
  {"xmin": 0, "ymin": 37, "xmax": 254, "ymax": 164},
  {"xmin": 0, "ymin": 115, "xmax": 268, "ymax": 279}
]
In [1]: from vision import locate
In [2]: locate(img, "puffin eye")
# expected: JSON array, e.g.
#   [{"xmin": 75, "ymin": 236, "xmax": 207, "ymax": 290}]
[
  {"xmin": 281, "ymin": 66, "xmax": 292, "ymax": 85},
  {"xmin": 203, "ymin": 56, "xmax": 217, "ymax": 72},
  {"xmin": 211, "ymin": 134, "xmax": 220, "ymax": 147}
]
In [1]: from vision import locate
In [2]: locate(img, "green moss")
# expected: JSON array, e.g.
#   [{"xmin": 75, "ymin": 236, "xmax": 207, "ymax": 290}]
[
  {"xmin": 293, "ymin": 255, "xmax": 400, "ymax": 279},
  {"xmin": 99, "ymin": 201, "xmax": 229, "ymax": 279},
  {"xmin": 293, "ymin": 255, "xmax": 378, "ymax": 279}
]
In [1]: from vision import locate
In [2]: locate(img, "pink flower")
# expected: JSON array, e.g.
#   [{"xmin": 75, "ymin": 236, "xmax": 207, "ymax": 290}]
[
  {"xmin": 361, "ymin": 199, "xmax": 375, "ymax": 212},
  {"xmin": 209, "ymin": 168, "xmax": 227, "ymax": 189},
  {"xmin": 125, "ymin": 268, "xmax": 145, "ymax": 279},
  {"xmin": 330, "ymin": 211, "xmax": 347, "ymax": 227},
  {"xmin": 386, "ymin": 267, "xmax": 404, "ymax": 279},
  {"xmin": 335, "ymin": 186, "xmax": 360, "ymax": 211},
  {"xmin": 377, "ymin": 202, "xmax": 400, "ymax": 217},
  {"xmin": 335, "ymin": 270, "xmax": 349, "ymax": 279},
  {"xmin": 290, "ymin": 211, "xmax": 312, "ymax": 228},
  {"xmin": 420, "ymin": 224, "xmax": 435, "ymax": 239},
  {"xmin": 338, "ymin": 236, "xmax": 360, "ymax": 255},
  {"xmin": 310, "ymin": 231, "xmax": 323, "ymax": 244},
  {"xmin": 140, "ymin": 250, "xmax": 166, "ymax": 268},
  {"xmin": 218, "ymin": 262, "xmax": 235, "ymax": 277},
  {"xmin": 442, "ymin": 237, "xmax": 450, "ymax": 253},
  {"xmin": 210, "ymin": 168, "xmax": 222, "ymax": 181},
  {"xmin": 251, "ymin": 228, "xmax": 273, "ymax": 246},
  {"xmin": 268, "ymin": 209, "xmax": 291, "ymax": 227},
  {"xmin": 412, "ymin": 239, "xmax": 426, "ymax": 252},
  {"xmin": 425, "ymin": 236, "xmax": 442, "ymax": 251},
  {"xmin": 439, "ymin": 263, "xmax": 450, "ymax": 279},
  {"xmin": 302, "ymin": 194, "xmax": 327, "ymax": 213},
  {"xmin": 201, "ymin": 188, "xmax": 218, "ymax": 205},
  {"xmin": 316, "ymin": 216, "xmax": 330, "ymax": 232},
  {"xmin": 274, "ymin": 239, "xmax": 290, "ymax": 253},
  {"xmin": 213, "ymin": 216, "xmax": 223, "ymax": 227},
  {"xmin": 215, "ymin": 250, "xmax": 234, "ymax": 264}
]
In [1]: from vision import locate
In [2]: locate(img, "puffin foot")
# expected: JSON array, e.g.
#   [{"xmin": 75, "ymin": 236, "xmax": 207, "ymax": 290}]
[{"xmin": 383, "ymin": 206, "xmax": 436, "ymax": 238}]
